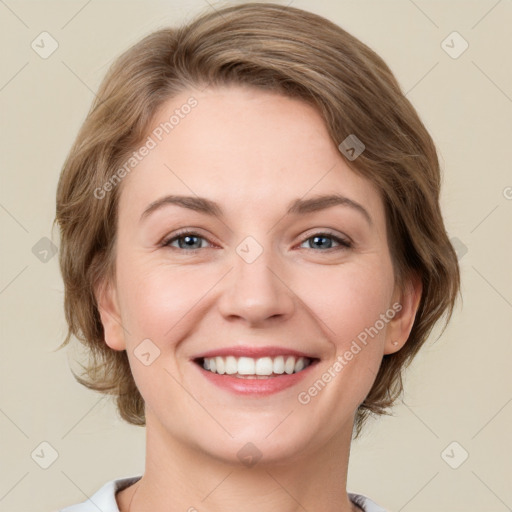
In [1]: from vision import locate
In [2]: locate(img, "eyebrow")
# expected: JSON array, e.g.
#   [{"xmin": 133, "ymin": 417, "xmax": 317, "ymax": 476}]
[{"xmin": 139, "ymin": 193, "xmax": 372, "ymax": 226}]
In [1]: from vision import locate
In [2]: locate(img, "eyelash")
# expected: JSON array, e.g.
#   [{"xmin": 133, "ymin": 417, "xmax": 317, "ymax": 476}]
[{"xmin": 160, "ymin": 229, "xmax": 353, "ymax": 253}]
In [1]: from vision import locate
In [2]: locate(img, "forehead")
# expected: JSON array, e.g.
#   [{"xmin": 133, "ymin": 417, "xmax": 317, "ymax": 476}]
[{"xmin": 117, "ymin": 85, "xmax": 384, "ymax": 223}]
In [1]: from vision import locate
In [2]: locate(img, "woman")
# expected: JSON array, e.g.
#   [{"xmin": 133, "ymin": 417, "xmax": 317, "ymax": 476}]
[{"xmin": 54, "ymin": 3, "xmax": 460, "ymax": 511}]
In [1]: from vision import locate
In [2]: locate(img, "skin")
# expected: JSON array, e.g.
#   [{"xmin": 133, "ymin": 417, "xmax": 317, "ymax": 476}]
[{"xmin": 96, "ymin": 84, "xmax": 422, "ymax": 512}]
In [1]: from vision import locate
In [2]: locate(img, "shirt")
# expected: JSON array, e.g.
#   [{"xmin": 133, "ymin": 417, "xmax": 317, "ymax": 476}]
[{"xmin": 58, "ymin": 475, "xmax": 388, "ymax": 512}]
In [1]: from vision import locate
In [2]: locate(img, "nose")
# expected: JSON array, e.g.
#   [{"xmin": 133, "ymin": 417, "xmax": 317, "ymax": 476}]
[{"xmin": 217, "ymin": 242, "xmax": 295, "ymax": 326}]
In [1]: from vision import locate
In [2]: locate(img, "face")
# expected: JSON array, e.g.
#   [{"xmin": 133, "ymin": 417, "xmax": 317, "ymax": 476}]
[{"xmin": 97, "ymin": 84, "xmax": 419, "ymax": 464}]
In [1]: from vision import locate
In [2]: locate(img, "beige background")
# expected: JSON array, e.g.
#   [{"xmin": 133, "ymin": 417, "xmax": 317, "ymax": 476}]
[{"xmin": 1, "ymin": 1, "xmax": 511, "ymax": 511}]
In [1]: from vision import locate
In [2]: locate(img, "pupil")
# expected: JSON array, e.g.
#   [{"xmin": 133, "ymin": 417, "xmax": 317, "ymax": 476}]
[
  {"xmin": 182, "ymin": 235, "xmax": 200, "ymax": 249},
  {"xmin": 313, "ymin": 236, "xmax": 330, "ymax": 249}
]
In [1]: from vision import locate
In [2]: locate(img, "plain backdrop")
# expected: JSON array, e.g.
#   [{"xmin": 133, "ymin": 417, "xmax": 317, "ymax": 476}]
[{"xmin": 0, "ymin": 1, "xmax": 511, "ymax": 511}]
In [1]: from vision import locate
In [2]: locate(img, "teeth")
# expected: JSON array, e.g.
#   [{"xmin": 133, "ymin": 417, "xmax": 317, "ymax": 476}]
[
  {"xmin": 284, "ymin": 356, "xmax": 295, "ymax": 374},
  {"xmin": 255, "ymin": 357, "xmax": 273, "ymax": 376},
  {"xmin": 238, "ymin": 356, "xmax": 255, "ymax": 375},
  {"xmin": 201, "ymin": 355, "xmax": 312, "ymax": 377},
  {"xmin": 225, "ymin": 356, "xmax": 237, "ymax": 374},
  {"xmin": 273, "ymin": 356, "xmax": 285, "ymax": 374},
  {"xmin": 294, "ymin": 357, "xmax": 305, "ymax": 373},
  {"xmin": 215, "ymin": 356, "xmax": 225, "ymax": 375}
]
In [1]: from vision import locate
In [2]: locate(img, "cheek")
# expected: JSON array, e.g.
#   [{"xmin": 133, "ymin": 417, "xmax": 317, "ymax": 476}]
[
  {"xmin": 115, "ymin": 262, "xmax": 202, "ymax": 401},
  {"xmin": 289, "ymin": 264, "xmax": 395, "ymax": 426},
  {"xmin": 116, "ymin": 258, "xmax": 215, "ymax": 344},
  {"xmin": 300, "ymin": 260, "xmax": 394, "ymax": 352}
]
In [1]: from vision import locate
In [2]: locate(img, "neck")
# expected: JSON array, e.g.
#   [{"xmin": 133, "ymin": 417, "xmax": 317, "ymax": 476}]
[{"xmin": 121, "ymin": 411, "xmax": 359, "ymax": 512}]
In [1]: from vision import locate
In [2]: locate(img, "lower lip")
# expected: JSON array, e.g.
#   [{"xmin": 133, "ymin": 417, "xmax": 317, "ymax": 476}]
[{"xmin": 194, "ymin": 360, "xmax": 318, "ymax": 396}]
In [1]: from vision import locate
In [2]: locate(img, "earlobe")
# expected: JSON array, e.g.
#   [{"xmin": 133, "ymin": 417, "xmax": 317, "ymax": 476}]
[
  {"xmin": 384, "ymin": 273, "xmax": 422, "ymax": 354},
  {"xmin": 94, "ymin": 277, "xmax": 127, "ymax": 351}
]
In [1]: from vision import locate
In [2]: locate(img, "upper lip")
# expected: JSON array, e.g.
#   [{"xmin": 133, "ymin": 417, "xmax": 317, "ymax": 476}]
[{"xmin": 193, "ymin": 346, "xmax": 318, "ymax": 360}]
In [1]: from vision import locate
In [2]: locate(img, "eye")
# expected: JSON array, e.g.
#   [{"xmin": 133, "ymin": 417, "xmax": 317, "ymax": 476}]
[
  {"xmin": 161, "ymin": 230, "xmax": 213, "ymax": 251},
  {"xmin": 161, "ymin": 229, "xmax": 352, "ymax": 253},
  {"xmin": 298, "ymin": 232, "xmax": 352, "ymax": 251}
]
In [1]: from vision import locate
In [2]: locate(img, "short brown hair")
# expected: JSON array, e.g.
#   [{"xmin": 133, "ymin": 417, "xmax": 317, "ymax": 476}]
[{"xmin": 54, "ymin": 2, "xmax": 461, "ymax": 438}]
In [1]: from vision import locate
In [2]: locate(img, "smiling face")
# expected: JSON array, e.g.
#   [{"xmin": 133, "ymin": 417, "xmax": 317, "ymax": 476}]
[{"xmin": 97, "ymin": 84, "xmax": 419, "ymax": 464}]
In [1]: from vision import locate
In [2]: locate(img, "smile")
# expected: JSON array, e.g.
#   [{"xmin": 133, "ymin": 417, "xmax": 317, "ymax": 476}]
[{"xmin": 197, "ymin": 355, "xmax": 314, "ymax": 378}]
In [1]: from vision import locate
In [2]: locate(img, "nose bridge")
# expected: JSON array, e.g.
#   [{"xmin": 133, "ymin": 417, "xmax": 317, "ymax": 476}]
[{"xmin": 217, "ymin": 234, "xmax": 294, "ymax": 323}]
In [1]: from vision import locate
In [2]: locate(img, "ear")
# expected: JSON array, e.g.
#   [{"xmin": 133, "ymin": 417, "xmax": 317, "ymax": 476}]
[
  {"xmin": 94, "ymin": 276, "xmax": 127, "ymax": 351},
  {"xmin": 384, "ymin": 272, "xmax": 422, "ymax": 355}
]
